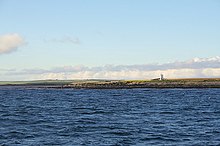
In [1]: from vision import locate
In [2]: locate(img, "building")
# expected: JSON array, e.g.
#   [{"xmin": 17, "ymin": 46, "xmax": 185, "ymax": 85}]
[
  {"xmin": 152, "ymin": 74, "xmax": 165, "ymax": 81},
  {"xmin": 160, "ymin": 74, "xmax": 164, "ymax": 80}
]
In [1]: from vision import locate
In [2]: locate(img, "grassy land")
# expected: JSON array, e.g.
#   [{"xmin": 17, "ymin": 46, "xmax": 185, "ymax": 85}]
[
  {"xmin": 123, "ymin": 78, "xmax": 220, "ymax": 83},
  {"xmin": 0, "ymin": 78, "xmax": 220, "ymax": 87},
  {"xmin": 0, "ymin": 79, "xmax": 115, "ymax": 86},
  {"xmin": 0, "ymin": 80, "xmax": 74, "ymax": 86},
  {"xmin": 166, "ymin": 78, "xmax": 220, "ymax": 81}
]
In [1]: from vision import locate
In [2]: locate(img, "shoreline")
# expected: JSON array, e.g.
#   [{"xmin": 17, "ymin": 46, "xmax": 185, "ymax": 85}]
[{"xmin": 1, "ymin": 78, "xmax": 220, "ymax": 89}]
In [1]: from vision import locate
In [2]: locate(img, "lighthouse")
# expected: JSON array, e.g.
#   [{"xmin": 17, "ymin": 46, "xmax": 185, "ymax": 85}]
[{"xmin": 160, "ymin": 74, "xmax": 164, "ymax": 80}]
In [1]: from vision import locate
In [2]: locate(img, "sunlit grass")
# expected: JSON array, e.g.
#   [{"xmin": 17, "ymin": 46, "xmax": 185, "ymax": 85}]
[{"xmin": 0, "ymin": 78, "xmax": 220, "ymax": 86}]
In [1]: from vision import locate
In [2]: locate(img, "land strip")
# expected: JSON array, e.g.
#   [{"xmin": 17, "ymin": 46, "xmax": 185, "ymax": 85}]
[{"xmin": 1, "ymin": 78, "xmax": 220, "ymax": 89}]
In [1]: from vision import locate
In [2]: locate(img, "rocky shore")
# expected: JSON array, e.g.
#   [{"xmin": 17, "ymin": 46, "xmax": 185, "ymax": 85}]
[
  {"xmin": 1, "ymin": 79, "xmax": 220, "ymax": 89},
  {"xmin": 63, "ymin": 79, "xmax": 220, "ymax": 89}
]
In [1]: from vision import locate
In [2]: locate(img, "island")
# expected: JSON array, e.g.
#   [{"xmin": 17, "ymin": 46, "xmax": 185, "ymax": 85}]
[{"xmin": 1, "ymin": 78, "xmax": 220, "ymax": 89}]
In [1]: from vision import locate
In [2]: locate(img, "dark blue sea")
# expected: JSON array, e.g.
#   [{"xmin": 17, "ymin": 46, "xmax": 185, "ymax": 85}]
[{"xmin": 0, "ymin": 87, "xmax": 220, "ymax": 146}]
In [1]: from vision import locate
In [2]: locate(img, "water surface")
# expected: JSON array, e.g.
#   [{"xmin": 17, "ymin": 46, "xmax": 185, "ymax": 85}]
[{"xmin": 0, "ymin": 87, "xmax": 220, "ymax": 145}]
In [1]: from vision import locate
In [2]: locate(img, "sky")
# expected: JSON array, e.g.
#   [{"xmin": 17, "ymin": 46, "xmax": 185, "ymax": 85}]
[{"xmin": 0, "ymin": 0, "xmax": 220, "ymax": 80}]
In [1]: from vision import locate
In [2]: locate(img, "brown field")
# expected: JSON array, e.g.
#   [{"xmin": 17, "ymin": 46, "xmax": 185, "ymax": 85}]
[{"xmin": 167, "ymin": 78, "xmax": 220, "ymax": 81}]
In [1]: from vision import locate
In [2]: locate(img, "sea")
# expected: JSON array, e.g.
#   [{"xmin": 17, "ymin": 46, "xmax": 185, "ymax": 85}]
[{"xmin": 0, "ymin": 87, "xmax": 220, "ymax": 146}]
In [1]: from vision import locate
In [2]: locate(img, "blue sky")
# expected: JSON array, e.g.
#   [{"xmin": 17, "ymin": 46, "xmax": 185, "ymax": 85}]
[{"xmin": 0, "ymin": 0, "xmax": 220, "ymax": 80}]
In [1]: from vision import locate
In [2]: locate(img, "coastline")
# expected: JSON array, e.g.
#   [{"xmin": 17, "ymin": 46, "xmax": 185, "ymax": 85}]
[{"xmin": 1, "ymin": 78, "xmax": 220, "ymax": 89}]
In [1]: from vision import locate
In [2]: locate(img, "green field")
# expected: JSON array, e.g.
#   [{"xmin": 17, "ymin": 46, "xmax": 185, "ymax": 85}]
[
  {"xmin": 0, "ymin": 80, "xmax": 73, "ymax": 86},
  {"xmin": 0, "ymin": 79, "xmax": 114, "ymax": 86}
]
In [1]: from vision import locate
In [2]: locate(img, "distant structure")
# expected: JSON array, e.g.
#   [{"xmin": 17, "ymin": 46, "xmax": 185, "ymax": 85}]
[
  {"xmin": 152, "ymin": 74, "xmax": 165, "ymax": 81},
  {"xmin": 160, "ymin": 74, "xmax": 164, "ymax": 81}
]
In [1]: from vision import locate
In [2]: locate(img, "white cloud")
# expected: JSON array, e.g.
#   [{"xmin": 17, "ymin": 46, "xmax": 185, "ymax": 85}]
[
  {"xmin": 202, "ymin": 68, "xmax": 220, "ymax": 77},
  {"xmin": 191, "ymin": 56, "xmax": 220, "ymax": 63},
  {"xmin": 0, "ymin": 33, "xmax": 26, "ymax": 55},
  {"xmin": 1, "ymin": 56, "xmax": 220, "ymax": 81},
  {"xmin": 22, "ymin": 68, "xmax": 219, "ymax": 81}
]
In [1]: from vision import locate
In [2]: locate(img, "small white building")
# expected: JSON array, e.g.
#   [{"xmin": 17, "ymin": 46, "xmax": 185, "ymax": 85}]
[
  {"xmin": 152, "ymin": 74, "xmax": 165, "ymax": 81},
  {"xmin": 160, "ymin": 74, "xmax": 164, "ymax": 80}
]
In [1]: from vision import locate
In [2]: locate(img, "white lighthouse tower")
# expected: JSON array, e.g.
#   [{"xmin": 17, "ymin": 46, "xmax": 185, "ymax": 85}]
[{"xmin": 160, "ymin": 74, "xmax": 164, "ymax": 81}]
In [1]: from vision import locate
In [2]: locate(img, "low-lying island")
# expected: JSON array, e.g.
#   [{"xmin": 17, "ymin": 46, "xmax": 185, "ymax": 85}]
[
  {"xmin": 2, "ymin": 78, "xmax": 219, "ymax": 89},
  {"xmin": 64, "ymin": 78, "xmax": 220, "ymax": 89}
]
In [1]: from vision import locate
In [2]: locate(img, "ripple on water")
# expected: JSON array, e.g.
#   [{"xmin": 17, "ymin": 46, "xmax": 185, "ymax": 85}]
[{"xmin": 0, "ymin": 88, "xmax": 220, "ymax": 145}]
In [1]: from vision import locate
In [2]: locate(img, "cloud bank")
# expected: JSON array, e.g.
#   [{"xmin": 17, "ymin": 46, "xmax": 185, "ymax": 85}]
[
  {"xmin": 1, "ymin": 56, "xmax": 220, "ymax": 81},
  {"xmin": 0, "ymin": 33, "xmax": 25, "ymax": 55}
]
